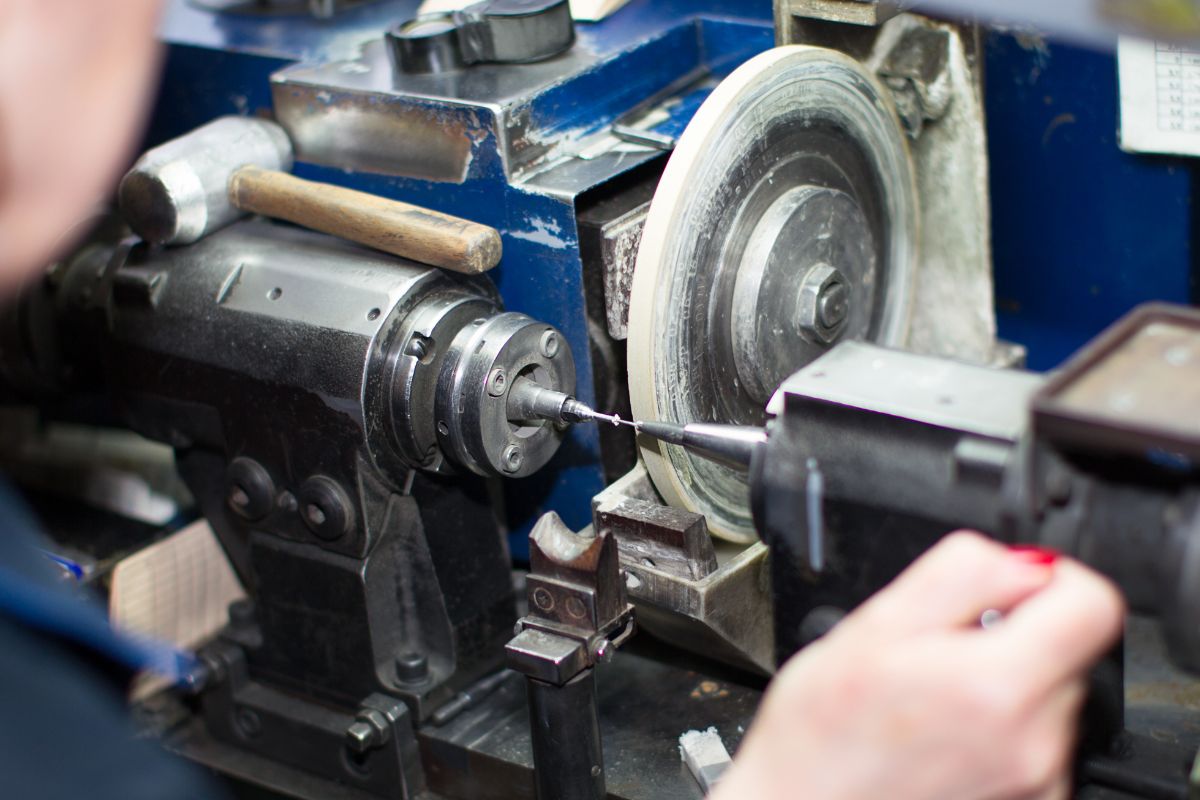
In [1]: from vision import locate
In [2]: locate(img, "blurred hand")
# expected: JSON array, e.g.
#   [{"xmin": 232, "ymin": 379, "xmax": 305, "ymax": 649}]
[
  {"xmin": 712, "ymin": 531, "xmax": 1125, "ymax": 800},
  {"xmin": 0, "ymin": 0, "xmax": 162, "ymax": 288}
]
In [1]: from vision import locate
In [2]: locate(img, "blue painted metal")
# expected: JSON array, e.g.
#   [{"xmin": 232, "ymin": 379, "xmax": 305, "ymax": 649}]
[
  {"xmin": 986, "ymin": 33, "xmax": 1196, "ymax": 370},
  {"xmin": 151, "ymin": 0, "xmax": 775, "ymax": 558}
]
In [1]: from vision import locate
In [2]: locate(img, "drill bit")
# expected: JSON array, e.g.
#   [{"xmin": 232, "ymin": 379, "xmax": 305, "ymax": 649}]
[
  {"xmin": 507, "ymin": 377, "xmax": 638, "ymax": 427},
  {"xmin": 564, "ymin": 401, "xmax": 638, "ymax": 428}
]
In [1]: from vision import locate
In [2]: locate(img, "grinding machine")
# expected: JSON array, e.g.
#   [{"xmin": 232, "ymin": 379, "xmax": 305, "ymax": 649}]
[{"xmin": 2, "ymin": 1, "xmax": 1200, "ymax": 799}]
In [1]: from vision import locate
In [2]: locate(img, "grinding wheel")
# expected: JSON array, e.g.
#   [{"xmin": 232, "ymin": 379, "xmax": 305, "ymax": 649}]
[{"xmin": 628, "ymin": 45, "xmax": 918, "ymax": 543}]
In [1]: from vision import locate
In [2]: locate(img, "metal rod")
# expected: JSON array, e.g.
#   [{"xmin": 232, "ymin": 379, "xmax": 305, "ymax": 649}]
[{"xmin": 526, "ymin": 671, "xmax": 605, "ymax": 800}]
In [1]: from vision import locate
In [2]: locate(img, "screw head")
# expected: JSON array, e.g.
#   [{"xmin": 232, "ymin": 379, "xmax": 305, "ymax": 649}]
[
  {"xmin": 487, "ymin": 367, "xmax": 508, "ymax": 397},
  {"xmin": 501, "ymin": 444, "xmax": 524, "ymax": 473},
  {"xmin": 532, "ymin": 586, "xmax": 555, "ymax": 612},
  {"xmin": 405, "ymin": 336, "xmax": 429, "ymax": 359},
  {"xmin": 539, "ymin": 329, "xmax": 560, "ymax": 358},
  {"xmin": 592, "ymin": 639, "xmax": 613, "ymax": 664},
  {"xmin": 564, "ymin": 596, "xmax": 587, "ymax": 620}
]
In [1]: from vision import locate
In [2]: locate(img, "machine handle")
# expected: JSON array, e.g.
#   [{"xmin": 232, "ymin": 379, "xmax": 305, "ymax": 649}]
[{"xmin": 227, "ymin": 166, "xmax": 502, "ymax": 274}]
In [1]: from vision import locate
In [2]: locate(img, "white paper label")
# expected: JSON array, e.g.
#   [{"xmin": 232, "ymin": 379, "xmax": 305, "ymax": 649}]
[{"xmin": 1119, "ymin": 36, "xmax": 1200, "ymax": 157}]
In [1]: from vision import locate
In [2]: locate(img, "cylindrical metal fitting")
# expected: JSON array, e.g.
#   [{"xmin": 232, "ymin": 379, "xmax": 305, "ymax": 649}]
[
  {"xmin": 434, "ymin": 314, "xmax": 575, "ymax": 478},
  {"xmin": 119, "ymin": 116, "xmax": 293, "ymax": 246}
]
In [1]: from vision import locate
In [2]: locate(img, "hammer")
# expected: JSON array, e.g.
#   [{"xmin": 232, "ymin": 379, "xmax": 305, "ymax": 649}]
[{"xmin": 118, "ymin": 116, "xmax": 501, "ymax": 275}]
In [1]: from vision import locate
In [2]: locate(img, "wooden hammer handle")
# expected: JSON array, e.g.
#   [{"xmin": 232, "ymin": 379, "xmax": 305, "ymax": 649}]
[{"xmin": 228, "ymin": 166, "xmax": 502, "ymax": 274}]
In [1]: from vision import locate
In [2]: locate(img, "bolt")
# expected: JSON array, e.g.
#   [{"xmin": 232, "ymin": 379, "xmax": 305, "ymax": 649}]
[
  {"xmin": 817, "ymin": 281, "xmax": 849, "ymax": 329},
  {"xmin": 501, "ymin": 444, "xmax": 524, "ymax": 474},
  {"xmin": 298, "ymin": 476, "xmax": 353, "ymax": 541},
  {"xmin": 539, "ymin": 329, "xmax": 560, "ymax": 358},
  {"xmin": 487, "ymin": 367, "xmax": 508, "ymax": 397},
  {"xmin": 592, "ymin": 639, "xmax": 613, "ymax": 664},
  {"xmin": 405, "ymin": 336, "xmax": 428, "ymax": 359},
  {"xmin": 228, "ymin": 485, "xmax": 250, "ymax": 510},
  {"xmin": 305, "ymin": 503, "xmax": 327, "ymax": 527},
  {"xmin": 395, "ymin": 651, "xmax": 429, "ymax": 683},
  {"xmin": 345, "ymin": 708, "xmax": 390, "ymax": 754},
  {"xmin": 564, "ymin": 596, "xmax": 587, "ymax": 620},
  {"xmin": 797, "ymin": 264, "xmax": 850, "ymax": 344},
  {"xmin": 179, "ymin": 660, "xmax": 213, "ymax": 696},
  {"xmin": 345, "ymin": 721, "xmax": 379, "ymax": 754}
]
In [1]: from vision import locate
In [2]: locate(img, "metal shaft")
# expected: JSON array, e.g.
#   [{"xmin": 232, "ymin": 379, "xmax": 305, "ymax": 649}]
[
  {"xmin": 526, "ymin": 671, "xmax": 605, "ymax": 800},
  {"xmin": 637, "ymin": 421, "xmax": 767, "ymax": 468},
  {"xmin": 507, "ymin": 377, "xmax": 634, "ymax": 427}
]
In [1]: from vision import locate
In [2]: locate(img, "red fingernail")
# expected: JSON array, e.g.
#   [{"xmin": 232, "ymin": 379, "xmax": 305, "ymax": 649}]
[{"xmin": 1009, "ymin": 545, "xmax": 1058, "ymax": 566}]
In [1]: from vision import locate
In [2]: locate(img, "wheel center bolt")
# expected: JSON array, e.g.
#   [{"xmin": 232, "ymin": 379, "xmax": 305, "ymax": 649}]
[{"xmin": 817, "ymin": 282, "xmax": 849, "ymax": 329}]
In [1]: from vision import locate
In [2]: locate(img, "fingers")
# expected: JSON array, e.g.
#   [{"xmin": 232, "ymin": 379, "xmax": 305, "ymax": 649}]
[
  {"xmin": 847, "ymin": 531, "xmax": 1055, "ymax": 641},
  {"xmin": 992, "ymin": 558, "xmax": 1126, "ymax": 688}
]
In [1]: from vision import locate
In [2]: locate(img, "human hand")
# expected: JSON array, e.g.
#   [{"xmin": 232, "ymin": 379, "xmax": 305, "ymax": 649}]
[
  {"xmin": 0, "ymin": 0, "xmax": 162, "ymax": 286},
  {"xmin": 712, "ymin": 531, "xmax": 1125, "ymax": 800}
]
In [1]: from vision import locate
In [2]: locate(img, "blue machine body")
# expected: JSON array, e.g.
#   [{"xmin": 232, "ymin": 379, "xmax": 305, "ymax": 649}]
[{"xmin": 149, "ymin": 0, "xmax": 1195, "ymax": 553}]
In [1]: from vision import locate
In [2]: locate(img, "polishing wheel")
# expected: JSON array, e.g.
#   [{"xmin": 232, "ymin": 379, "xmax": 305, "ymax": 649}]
[{"xmin": 628, "ymin": 45, "xmax": 919, "ymax": 543}]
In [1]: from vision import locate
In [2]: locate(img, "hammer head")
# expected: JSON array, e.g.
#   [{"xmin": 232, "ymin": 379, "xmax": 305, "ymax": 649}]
[{"xmin": 119, "ymin": 116, "xmax": 293, "ymax": 246}]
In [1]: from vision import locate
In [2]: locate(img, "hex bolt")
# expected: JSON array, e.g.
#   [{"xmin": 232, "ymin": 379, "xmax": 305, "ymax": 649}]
[
  {"xmin": 487, "ymin": 367, "xmax": 508, "ymax": 397},
  {"xmin": 797, "ymin": 264, "xmax": 850, "ymax": 344},
  {"xmin": 501, "ymin": 444, "xmax": 524, "ymax": 473},
  {"xmin": 345, "ymin": 708, "xmax": 391, "ymax": 754},
  {"xmin": 539, "ymin": 329, "xmax": 560, "ymax": 358}
]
